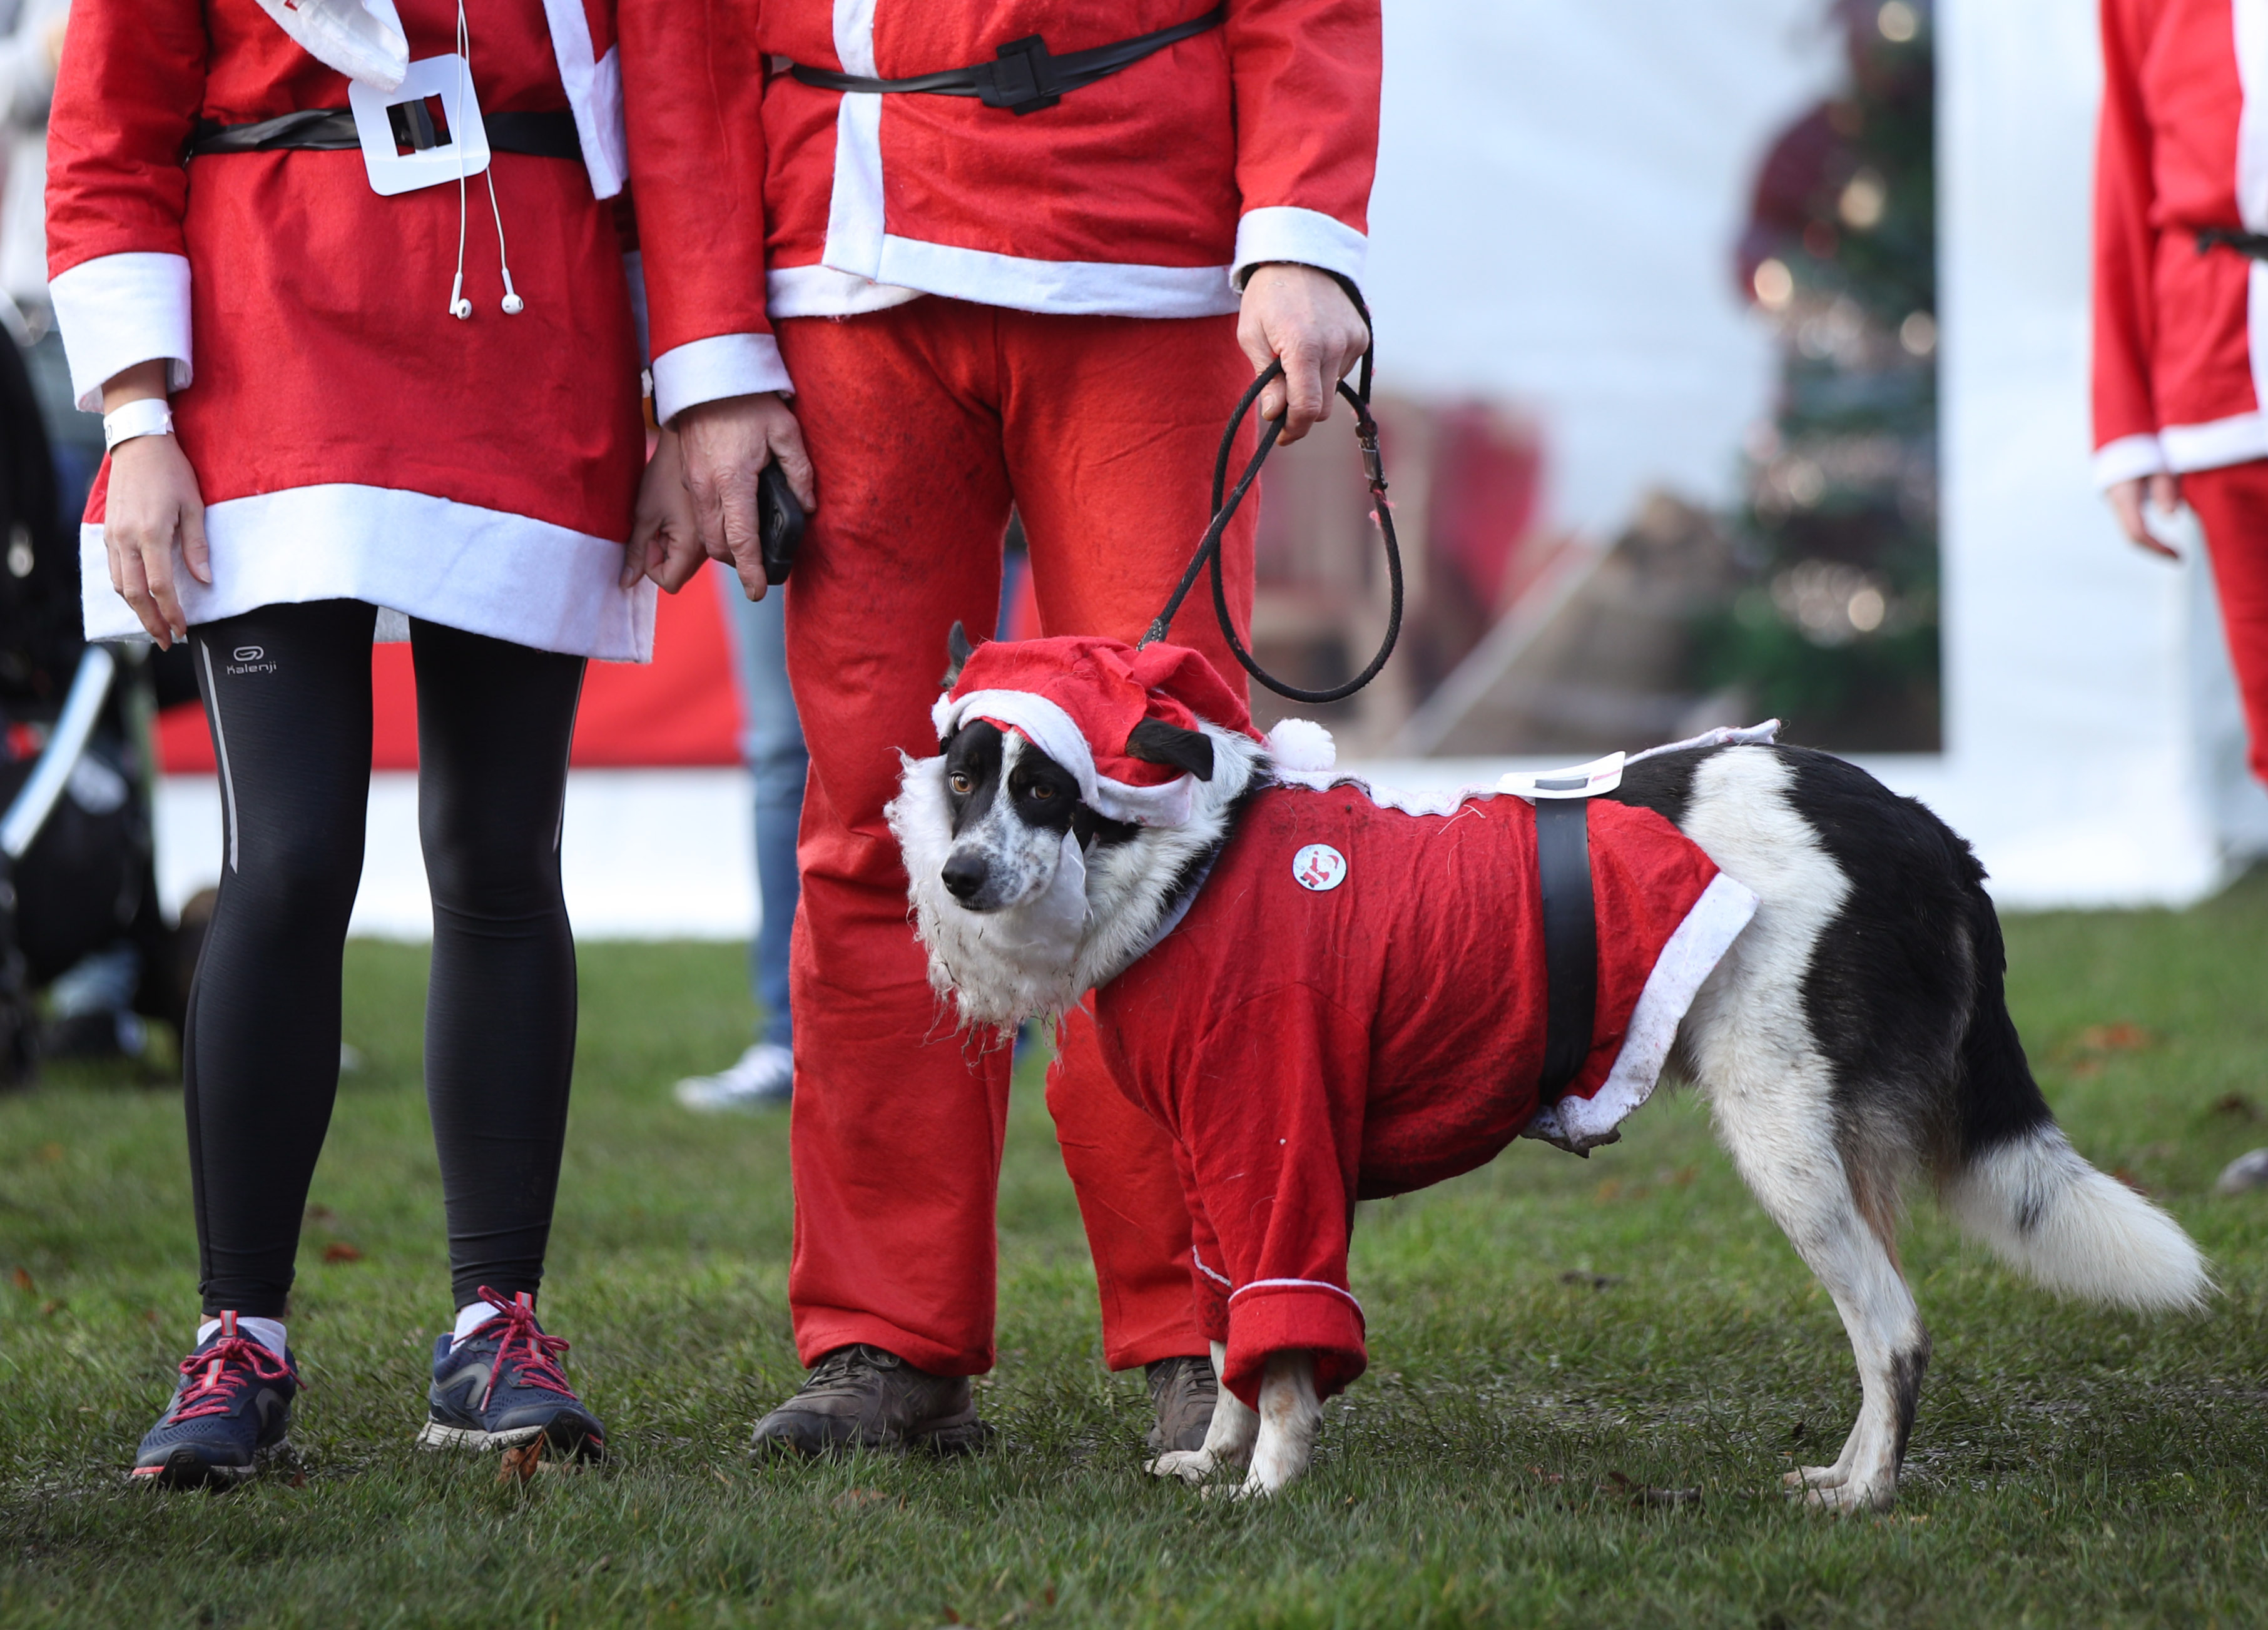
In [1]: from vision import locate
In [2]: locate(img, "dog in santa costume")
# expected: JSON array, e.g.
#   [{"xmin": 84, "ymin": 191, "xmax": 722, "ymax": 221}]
[{"xmin": 887, "ymin": 630, "xmax": 2208, "ymax": 1506}]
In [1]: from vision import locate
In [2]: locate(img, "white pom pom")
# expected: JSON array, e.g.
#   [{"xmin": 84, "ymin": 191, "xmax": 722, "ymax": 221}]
[{"xmin": 1265, "ymin": 717, "xmax": 1336, "ymax": 772}]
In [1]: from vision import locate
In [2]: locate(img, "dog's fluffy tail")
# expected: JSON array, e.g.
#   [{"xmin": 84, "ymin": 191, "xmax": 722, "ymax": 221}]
[{"xmin": 1937, "ymin": 881, "xmax": 2209, "ymax": 1313}]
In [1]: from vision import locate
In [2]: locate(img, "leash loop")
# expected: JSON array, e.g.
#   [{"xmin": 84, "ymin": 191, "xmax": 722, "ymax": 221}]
[{"xmin": 1141, "ymin": 347, "xmax": 1405, "ymax": 705}]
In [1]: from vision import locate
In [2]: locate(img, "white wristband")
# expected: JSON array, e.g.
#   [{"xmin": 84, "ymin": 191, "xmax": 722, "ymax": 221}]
[{"xmin": 103, "ymin": 398, "xmax": 173, "ymax": 452}]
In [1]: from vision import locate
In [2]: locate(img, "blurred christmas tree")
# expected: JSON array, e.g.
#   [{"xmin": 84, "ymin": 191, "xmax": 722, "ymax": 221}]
[{"xmin": 1702, "ymin": 0, "xmax": 1940, "ymax": 749}]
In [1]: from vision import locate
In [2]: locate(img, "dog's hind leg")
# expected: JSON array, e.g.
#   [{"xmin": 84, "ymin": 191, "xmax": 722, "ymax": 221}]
[
  {"xmin": 1149, "ymin": 1341, "xmax": 1258, "ymax": 1484},
  {"xmin": 1696, "ymin": 1036, "xmax": 1928, "ymax": 1511}
]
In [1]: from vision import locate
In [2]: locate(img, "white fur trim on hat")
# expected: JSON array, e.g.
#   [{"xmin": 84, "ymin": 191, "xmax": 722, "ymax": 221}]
[
  {"xmin": 933, "ymin": 689, "xmax": 1196, "ymax": 828},
  {"xmin": 1264, "ymin": 718, "xmax": 1335, "ymax": 773}
]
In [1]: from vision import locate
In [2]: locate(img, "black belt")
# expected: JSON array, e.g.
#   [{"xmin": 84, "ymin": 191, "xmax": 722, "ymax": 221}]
[
  {"xmin": 790, "ymin": 6, "xmax": 1225, "ymax": 116},
  {"xmin": 189, "ymin": 107, "xmax": 582, "ymax": 161},
  {"xmin": 1533, "ymin": 792, "xmax": 1599, "ymax": 1105},
  {"xmin": 2197, "ymin": 226, "xmax": 2268, "ymax": 260}
]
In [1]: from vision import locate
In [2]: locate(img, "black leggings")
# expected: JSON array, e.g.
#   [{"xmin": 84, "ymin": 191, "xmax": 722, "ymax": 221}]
[{"xmin": 186, "ymin": 599, "xmax": 584, "ymax": 1317}]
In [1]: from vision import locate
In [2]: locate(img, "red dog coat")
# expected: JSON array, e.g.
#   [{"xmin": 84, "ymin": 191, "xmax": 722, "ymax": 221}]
[{"xmin": 1092, "ymin": 779, "xmax": 1754, "ymax": 1408}]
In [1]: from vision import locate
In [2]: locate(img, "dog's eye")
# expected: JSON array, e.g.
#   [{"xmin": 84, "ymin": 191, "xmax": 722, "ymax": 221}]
[
  {"xmin": 948, "ymin": 772, "xmax": 973, "ymax": 794},
  {"xmin": 1029, "ymin": 783, "xmax": 1054, "ymax": 800}
]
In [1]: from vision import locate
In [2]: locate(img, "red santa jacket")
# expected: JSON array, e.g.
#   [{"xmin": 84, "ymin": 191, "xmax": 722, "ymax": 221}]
[
  {"xmin": 2092, "ymin": 0, "xmax": 2268, "ymax": 485},
  {"xmin": 1092, "ymin": 782, "xmax": 1756, "ymax": 1409},
  {"xmin": 641, "ymin": 0, "xmax": 1381, "ymax": 423},
  {"xmin": 46, "ymin": 0, "xmax": 758, "ymax": 659}
]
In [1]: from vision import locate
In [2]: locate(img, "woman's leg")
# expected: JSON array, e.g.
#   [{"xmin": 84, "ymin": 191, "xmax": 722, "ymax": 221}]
[
  {"xmin": 183, "ymin": 598, "xmax": 379, "ymax": 1317},
  {"xmin": 407, "ymin": 618, "xmax": 586, "ymax": 1309}
]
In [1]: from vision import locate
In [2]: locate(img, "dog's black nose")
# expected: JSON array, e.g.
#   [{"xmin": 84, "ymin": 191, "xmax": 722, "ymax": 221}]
[{"xmin": 941, "ymin": 854, "xmax": 988, "ymax": 903}]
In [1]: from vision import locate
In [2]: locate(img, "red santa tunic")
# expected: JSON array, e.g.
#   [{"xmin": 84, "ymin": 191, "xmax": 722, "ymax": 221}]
[
  {"xmin": 2092, "ymin": 0, "xmax": 2268, "ymax": 485},
  {"xmin": 628, "ymin": 0, "xmax": 1378, "ymax": 424},
  {"xmin": 1092, "ymin": 782, "xmax": 1755, "ymax": 1409},
  {"xmin": 46, "ymin": 0, "xmax": 770, "ymax": 658}
]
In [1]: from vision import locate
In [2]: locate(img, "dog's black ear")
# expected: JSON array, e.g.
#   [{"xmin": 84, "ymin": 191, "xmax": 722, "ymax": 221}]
[
  {"xmin": 941, "ymin": 620, "xmax": 984, "ymax": 691},
  {"xmin": 1126, "ymin": 717, "xmax": 1214, "ymax": 782}
]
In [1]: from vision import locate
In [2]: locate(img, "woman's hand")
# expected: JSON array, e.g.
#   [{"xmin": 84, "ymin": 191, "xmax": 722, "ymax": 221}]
[
  {"xmin": 2107, "ymin": 472, "xmax": 2183, "ymax": 560},
  {"xmin": 627, "ymin": 425, "xmax": 708, "ymax": 592},
  {"xmin": 101, "ymin": 365, "xmax": 208, "ymax": 647}
]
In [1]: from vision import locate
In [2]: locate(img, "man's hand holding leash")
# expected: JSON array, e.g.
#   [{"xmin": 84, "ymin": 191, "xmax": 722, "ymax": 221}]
[{"xmin": 1239, "ymin": 263, "xmax": 1371, "ymax": 445}]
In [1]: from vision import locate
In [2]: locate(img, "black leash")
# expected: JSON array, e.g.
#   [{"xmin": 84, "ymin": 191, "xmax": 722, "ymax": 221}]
[{"xmin": 1138, "ymin": 320, "xmax": 1402, "ymax": 704}]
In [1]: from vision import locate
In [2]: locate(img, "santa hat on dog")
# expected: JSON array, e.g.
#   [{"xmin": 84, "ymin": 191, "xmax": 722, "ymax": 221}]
[{"xmin": 933, "ymin": 635, "xmax": 1336, "ymax": 828}]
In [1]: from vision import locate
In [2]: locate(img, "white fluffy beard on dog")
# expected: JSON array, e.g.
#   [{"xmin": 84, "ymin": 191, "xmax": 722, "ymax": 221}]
[{"xmin": 885, "ymin": 725, "xmax": 1264, "ymax": 1033}]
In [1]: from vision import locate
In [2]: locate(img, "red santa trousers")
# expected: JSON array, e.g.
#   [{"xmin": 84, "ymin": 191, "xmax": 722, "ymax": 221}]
[
  {"xmin": 775, "ymin": 298, "xmax": 1259, "ymax": 1375},
  {"xmin": 2179, "ymin": 462, "xmax": 2268, "ymax": 787}
]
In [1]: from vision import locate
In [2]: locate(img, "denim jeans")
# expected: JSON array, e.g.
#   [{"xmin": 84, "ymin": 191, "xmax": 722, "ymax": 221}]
[{"xmin": 714, "ymin": 563, "xmax": 807, "ymax": 1050}]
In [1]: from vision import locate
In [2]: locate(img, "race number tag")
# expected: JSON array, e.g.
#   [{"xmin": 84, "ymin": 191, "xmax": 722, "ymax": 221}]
[{"xmin": 348, "ymin": 54, "xmax": 491, "ymax": 196}]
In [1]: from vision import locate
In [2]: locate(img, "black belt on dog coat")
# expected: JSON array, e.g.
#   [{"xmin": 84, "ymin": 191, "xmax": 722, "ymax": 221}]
[
  {"xmin": 790, "ymin": 7, "xmax": 1225, "ymax": 116},
  {"xmin": 189, "ymin": 108, "xmax": 584, "ymax": 162},
  {"xmin": 1532, "ymin": 788, "xmax": 1599, "ymax": 1105}
]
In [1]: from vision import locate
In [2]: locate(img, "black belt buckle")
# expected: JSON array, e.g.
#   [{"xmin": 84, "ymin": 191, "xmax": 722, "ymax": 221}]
[
  {"xmin": 388, "ymin": 98, "xmax": 443, "ymax": 153},
  {"xmin": 981, "ymin": 35, "xmax": 1063, "ymax": 114}
]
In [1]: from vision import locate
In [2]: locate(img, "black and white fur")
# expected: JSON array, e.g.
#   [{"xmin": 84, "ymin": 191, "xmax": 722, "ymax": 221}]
[{"xmin": 885, "ymin": 690, "xmax": 2210, "ymax": 1509}]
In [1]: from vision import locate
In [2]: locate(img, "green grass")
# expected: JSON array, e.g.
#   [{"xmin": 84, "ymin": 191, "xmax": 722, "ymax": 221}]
[{"xmin": 6, "ymin": 873, "xmax": 2268, "ymax": 1627}]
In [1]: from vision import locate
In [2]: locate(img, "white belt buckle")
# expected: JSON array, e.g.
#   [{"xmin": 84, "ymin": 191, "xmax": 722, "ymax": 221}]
[{"xmin": 347, "ymin": 54, "xmax": 491, "ymax": 197}]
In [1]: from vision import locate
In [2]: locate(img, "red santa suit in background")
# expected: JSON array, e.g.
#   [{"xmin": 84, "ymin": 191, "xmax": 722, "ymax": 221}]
[
  {"xmin": 2094, "ymin": 0, "xmax": 2268, "ymax": 782},
  {"xmin": 678, "ymin": 0, "xmax": 1381, "ymax": 1409},
  {"xmin": 932, "ymin": 639, "xmax": 1757, "ymax": 1410}
]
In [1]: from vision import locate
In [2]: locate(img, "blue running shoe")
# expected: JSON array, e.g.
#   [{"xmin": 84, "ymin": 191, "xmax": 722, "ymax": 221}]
[
  {"xmin": 415, "ymin": 1288, "xmax": 604, "ymax": 1462},
  {"xmin": 131, "ymin": 1312, "xmax": 298, "ymax": 1489}
]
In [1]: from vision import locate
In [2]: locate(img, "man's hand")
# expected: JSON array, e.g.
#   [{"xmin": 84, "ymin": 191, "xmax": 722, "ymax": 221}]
[
  {"xmin": 1238, "ymin": 263, "xmax": 1370, "ymax": 445},
  {"xmin": 2107, "ymin": 472, "xmax": 2182, "ymax": 560},
  {"xmin": 675, "ymin": 390, "xmax": 817, "ymax": 601},
  {"xmin": 101, "ymin": 363, "xmax": 207, "ymax": 648},
  {"xmin": 626, "ymin": 426, "xmax": 707, "ymax": 592}
]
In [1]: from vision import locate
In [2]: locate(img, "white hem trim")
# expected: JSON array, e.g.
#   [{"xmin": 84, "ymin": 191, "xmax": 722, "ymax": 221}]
[
  {"xmin": 81, "ymin": 484, "xmax": 654, "ymax": 661},
  {"xmin": 766, "ymin": 263, "xmax": 925, "ymax": 318},
  {"xmin": 1232, "ymin": 206, "xmax": 1368, "ymax": 293},
  {"xmin": 48, "ymin": 252, "xmax": 193, "ymax": 412},
  {"xmin": 1228, "ymin": 1277, "xmax": 1365, "ymax": 1315},
  {"xmin": 651, "ymin": 333, "xmax": 792, "ymax": 424},
  {"xmin": 1521, "ymin": 869, "xmax": 1760, "ymax": 1155},
  {"xmin": 862, "ymin": 236, "xmax": 1238, "ymax": 318},
  {"xmin": 1192, "ymin": 1248, "xmax": 1233, "ymax": 1290},
  {"xmin": 934, "ymin": 687, "xmax": 1197, "ymax": 826},
  {"xmin": 2159, "ymin": 410, "xmax": 2268, "ymax": 472},
  {"xmin": 2092, "ymin": 433, "xmax": 2170, "ymax": 488}
]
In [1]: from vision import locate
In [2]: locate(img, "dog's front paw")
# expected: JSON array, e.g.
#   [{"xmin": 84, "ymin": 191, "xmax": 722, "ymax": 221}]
[
  {"xmin": 1785, "ymin": 1465, "xmax": 1894, "ymax": 1512},
  {"xmin": 1201, "ymin": 1472, "xmax": 1276, "ymax": 1502},
  {"xmin": 1146, "ymin": 1449, "xmax": 1218, "ymax": 1484}
]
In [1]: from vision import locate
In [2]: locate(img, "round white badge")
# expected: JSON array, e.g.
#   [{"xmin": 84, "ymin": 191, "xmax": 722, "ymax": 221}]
[{"xmin": 1292, "ymin": 843, "xmax": 1348, "ymax": 892}]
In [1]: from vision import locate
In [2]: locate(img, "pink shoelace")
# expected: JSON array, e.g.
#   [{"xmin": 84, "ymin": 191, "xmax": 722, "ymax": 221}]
[
  {"xmin": 168, "ymin": 1314, "xmax": 295, "ymax": 1422},
  {"xmin": 465, "ymin": 1287, "xmax": 575, "ymax": 1407}
]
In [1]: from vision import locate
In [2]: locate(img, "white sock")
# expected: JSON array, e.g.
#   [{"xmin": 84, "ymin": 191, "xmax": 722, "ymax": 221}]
[
  {"xmin": 451, "ymin": 1295, "xmax": 516, "ymax": 1348},
  {"xmin": 196, "ymin": 1314, "xmax": 287, "ymax": 1360}
]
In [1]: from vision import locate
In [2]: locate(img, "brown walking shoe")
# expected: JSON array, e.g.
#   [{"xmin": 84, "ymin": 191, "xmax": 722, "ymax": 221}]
[
  {"xmin": 1144, "ymin": 1354, "xmax": 1219, "ymax": 1455},
  {"xmin": 748, "ymin": 1344, "xmax": 994, "ymax": 1460}
]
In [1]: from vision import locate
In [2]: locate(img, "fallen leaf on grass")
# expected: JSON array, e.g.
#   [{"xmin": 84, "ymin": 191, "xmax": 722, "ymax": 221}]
[
  {"xmin": 497, "ymin": 1441, "xmax": 543, "ymax": 1486},
  {"xmin": 1604, "ymin": 1471, "xmax": 1701, "ymax": 1508},
  {"xmin": 832, "ymin": 1487, "xmax": 894, "ymax": 1511},
  {"xmin": 2078, "ymin": 1022, "xmax": 2153, "ymax": 1053},
  {"xmin": 321, "ymin": 1243, "xmax": 362, "ymax": 1263},
  {"xmin": 288, "ymin": 1473, "xmax": 307, "ymax": 1489},
  {"xmin": 1559, "ymin": 1270, "xmax": 1622, "ymax": 1290},
  {"xmin": 39, "ymin": 1299, "xmax": 62, "ymax": 1317},
  {"xmin": 1524, "ymin": 1465, "xmax": 1564, "ymax": 1486},
  {"xmin": 2213, "ymin": 1093, "xmax": 2260, "ymax": 1121},
  {"xmin": 10, "ymin": 1267, "xmax": 30, "ymax": 1292},
  {"xmin": 36, "ymin": 1143, "xmax": 61, "ymax": 1163}
]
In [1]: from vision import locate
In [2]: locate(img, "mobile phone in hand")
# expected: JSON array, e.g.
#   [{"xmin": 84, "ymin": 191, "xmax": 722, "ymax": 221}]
[{"xmin": 758, "ymin": 462, "xmax": 806, "ymax": 586}]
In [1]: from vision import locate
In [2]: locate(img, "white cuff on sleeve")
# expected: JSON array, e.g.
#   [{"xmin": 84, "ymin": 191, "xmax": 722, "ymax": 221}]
[
  {"xmin": 1231, "ymin": 206, "xmax": 1368, "ymax": 295},
  {"xmin": 2092, "ymin": 432, "xmax": 2170, "ymax": 490},
  {"xmin": 650, "ymin": 333, "xmax": 792, "ymax": 425},
  {"xmin": 48, "ymin": 251, "xmax": 194, "ymax": 412},
  {"xmin": 622, "ymin": 251, "xmax": 651, "ymax": 367}
]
